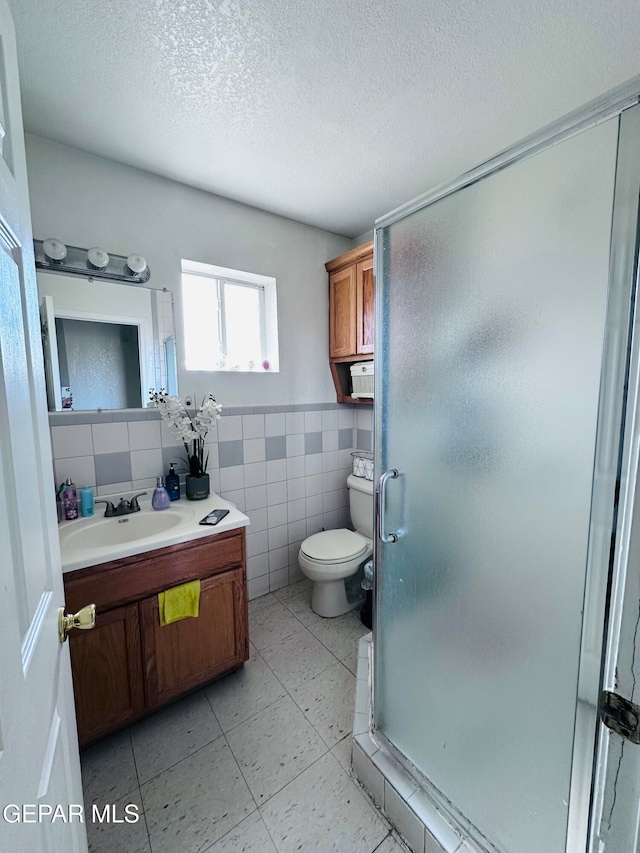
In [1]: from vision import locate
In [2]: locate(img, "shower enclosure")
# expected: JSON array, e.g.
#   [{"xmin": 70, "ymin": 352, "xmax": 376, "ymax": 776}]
[{"xmin": 372, "ymin": 88, "xmax": 640, "ymax": 853}]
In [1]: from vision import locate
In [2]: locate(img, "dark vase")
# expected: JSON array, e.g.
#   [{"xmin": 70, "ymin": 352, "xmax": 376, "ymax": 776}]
[{"xmin": 186, "ymin": 473, "xmax": 210, "ymax": 501}]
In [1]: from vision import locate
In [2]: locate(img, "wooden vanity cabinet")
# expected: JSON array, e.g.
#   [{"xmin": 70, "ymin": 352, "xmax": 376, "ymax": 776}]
[
  {"xmin": 69, "ymin": 603, "xmax": 145, "ymax": 745},
  {"xmin": 64, "ymin": 528, "xmax": 247, "ymax": 746},
  {"xmin": 326, "ymin": 241, "xmax": 374, "ymax": 402},
  {"xmin": 141, "ymin": 566, "xmax": 246, "ymax": 708}
]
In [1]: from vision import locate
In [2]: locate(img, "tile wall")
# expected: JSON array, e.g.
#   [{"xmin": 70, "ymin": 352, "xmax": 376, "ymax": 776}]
[{"xmin": 50, "ymin": 405, "xmax": 374, "ymax": 599}]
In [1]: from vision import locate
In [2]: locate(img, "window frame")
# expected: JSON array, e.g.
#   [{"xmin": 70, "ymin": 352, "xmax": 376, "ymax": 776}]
[
  {"xmin": 216, "ymin": 277, "xmax": 267, "ymax": 366},
  {"xmin": 181, "ymin": 259, "xmax": 279, "ymax": 373}
]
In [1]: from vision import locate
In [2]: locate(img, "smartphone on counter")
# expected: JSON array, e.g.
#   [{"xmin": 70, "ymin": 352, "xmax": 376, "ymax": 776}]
[{"xmin": 199, "ymin": 509, "xmax": 230, "ymax": 526}]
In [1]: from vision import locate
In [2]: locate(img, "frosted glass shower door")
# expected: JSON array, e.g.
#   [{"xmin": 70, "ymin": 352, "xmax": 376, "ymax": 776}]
[{"xmin": 374, "ymin": 118, "xmax": 620, "ymax": 853}]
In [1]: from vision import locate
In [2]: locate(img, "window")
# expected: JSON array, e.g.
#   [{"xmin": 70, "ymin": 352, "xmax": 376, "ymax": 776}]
[{"xmin": 181, "ymin": 260, "xmax": 279, "ymax": 372}]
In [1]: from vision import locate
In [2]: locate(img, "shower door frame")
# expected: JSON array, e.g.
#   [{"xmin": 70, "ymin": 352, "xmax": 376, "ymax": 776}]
[{"xmin": 371, "ymin": 78, "xmax": 640, "ymax": 853}]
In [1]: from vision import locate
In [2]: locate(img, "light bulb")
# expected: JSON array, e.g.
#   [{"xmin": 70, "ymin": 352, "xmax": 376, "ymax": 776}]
[
  {"xmin": 42, "ymin": 238, "xmax": 67, "ymax": 262},
  {"xmin": 125, "ymin": 253, "xmax": 147, "ymax": 275},
  {"xmin": 87, "ymin": 247, "xmax": 109, "ymax": 269}
]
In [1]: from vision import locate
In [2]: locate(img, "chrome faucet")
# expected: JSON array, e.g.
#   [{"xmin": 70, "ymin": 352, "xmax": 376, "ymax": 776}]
[{"xmin": 95, "ymin": 492, "xmax": 147, "ymax": 518}]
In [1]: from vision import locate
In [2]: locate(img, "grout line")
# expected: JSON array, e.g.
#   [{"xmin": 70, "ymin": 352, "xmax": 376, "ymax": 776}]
[
  {"xmin": 247, "ymin": 593, "xmax": 278, "ymax": 614},
  {"xmin": 196, "ymin": 739, "xmax": 261, "ymax": 853},
  {"xmin": 139, "ymin": 800, "xmax": 153, "ymax": 851},
  {"xmin": 145, "ymin": 731, "xmax": 261, "ymax": 853},
  {"xmin": 80, "ymin": 735, "xmax": 142, "ymax": 807},
  {"xmin": 330, "ymin": 732, "xmax": 352, "ymax": 768},
  {"xmin": 351, "ymin": 767, "xmax": 394, "ymax": 834},
  {"xmin": 261, "ymin": 814, "xmax": 281, "ymax": 852},
  {"xmin": 259, "ymin": 644, "xmax": 338, "ymax": 694},
  {"xmin": 221, "ymin": 693, "xmax": 289, "ymax": 737},
  {"xmin": 117, "ymin": 732, "xmax": 153, "ymax": 850},
  {"xmin": 201, "ymin": 687, "xmax": 224, "ymax": 732},
  {"xmin": 255, "ymin": 742, "xmax": 333, "ymax": 812},
  {"xmin": 222, "ymin": 730, "xmax": 260, "ymax": 813},
  {"xmin": 221, "ymin": 719, "xmax": 335, "ymax": 816},
  {"xmin": 253, "ymin": 591, "xmax": 366, "ymax": 684},
  {"xmin": 371, "ymin": 831, "xmax": 394, "ymax": 852},
  {"xmin": 251, "ymin": 625, "xmax": 309, "ymax": 655},
  {"xmin": 290, "ymin": 711, "xmax": 352, "ymax": 752},
  {"xmin": 135, "ymin": 730, "xmax": 227, "ymax": 789},
  {"xmin": 128, "ymin": 730, "xmax": 143, "ymax": 791}
]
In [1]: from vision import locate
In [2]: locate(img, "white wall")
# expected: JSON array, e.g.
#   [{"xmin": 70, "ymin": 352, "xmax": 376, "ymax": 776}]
[
  {"xmin": 25, "ymin": 134, "xmax": 352, "ymax": 407},
  {"xmin": 352, "ymin": 229, "xmax": 373, "ymax": 248}
]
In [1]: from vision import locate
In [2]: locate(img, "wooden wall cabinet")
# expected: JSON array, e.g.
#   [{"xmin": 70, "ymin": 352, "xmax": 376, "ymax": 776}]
[
  {"xmin": 356, "ymin": 254, "xmax": 374, "ymax": 354},
  {"xmin": 329, "ymin": 265, "xmax": 357, "ymax": 357},
  {"xmin": 326, "ymin": 241, "xmax": 374, "ymax": 403},
  {"xmin": 64, "ymin": 528, "xmax": 247, "ymax": 746}
]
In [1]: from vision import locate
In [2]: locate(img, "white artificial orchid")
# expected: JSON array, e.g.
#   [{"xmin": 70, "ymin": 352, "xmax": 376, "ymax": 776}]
[{"xmin": 150, "ymin": 390, "xmax": 222, "ymax": 476}]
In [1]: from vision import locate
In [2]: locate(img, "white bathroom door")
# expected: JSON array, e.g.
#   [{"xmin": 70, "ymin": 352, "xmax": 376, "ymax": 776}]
[{"xmin": 0, "ymin": 2, "xmax": 87, "ymax": 852}]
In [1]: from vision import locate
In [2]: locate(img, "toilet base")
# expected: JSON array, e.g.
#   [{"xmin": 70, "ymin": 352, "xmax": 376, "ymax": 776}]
[{"xmin": 311, "ymin": 578, "xmax": 361, "ymax": 618}]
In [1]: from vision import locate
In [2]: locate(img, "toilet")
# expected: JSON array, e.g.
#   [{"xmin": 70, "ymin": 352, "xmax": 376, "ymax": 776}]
[{"xmin": 298, "ymin": 474, "xmax": 374, "ymax": 617}]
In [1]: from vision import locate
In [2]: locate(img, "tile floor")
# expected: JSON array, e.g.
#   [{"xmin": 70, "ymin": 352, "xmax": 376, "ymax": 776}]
[{"xmin": 81, "ymin": 579, "xmax": 408, "ymax": 853}]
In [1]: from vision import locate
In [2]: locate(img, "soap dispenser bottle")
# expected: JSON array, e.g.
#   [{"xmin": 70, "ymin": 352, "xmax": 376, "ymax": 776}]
[
  {"xmin": 152, "ymin": 476, "xmax": 171, "ymax": 510},
  {"xmin": 80, "ymin": 486, "xmax": 94, "ymax": 517},
  {"xmin": 166, "ymin": 463, "xmax": 180, "ymax": 501},
  {"xmin": 63, "ymin": 478, "xmax": 78, "ymax": 520}
]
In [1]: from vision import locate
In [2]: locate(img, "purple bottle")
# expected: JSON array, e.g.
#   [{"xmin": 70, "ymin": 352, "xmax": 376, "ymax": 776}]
[
  {"xmin": 64, "ymin": 478, "xmax": 78, "ymax": 520},
  {"xmin": 152, "ymin": 476, "xmax": 171, "ymax": 510}
]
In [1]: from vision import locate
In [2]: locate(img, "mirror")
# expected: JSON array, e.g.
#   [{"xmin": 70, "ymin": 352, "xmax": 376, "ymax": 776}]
[{"xmin": 37, "ymin": 271, "xmax": 178, "ymax": 411}]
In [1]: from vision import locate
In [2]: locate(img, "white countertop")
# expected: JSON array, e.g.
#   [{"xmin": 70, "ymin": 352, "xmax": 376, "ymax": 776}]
[{"xmin": 59, "ymin": 492, "xmax": 249, "ymax": 573}]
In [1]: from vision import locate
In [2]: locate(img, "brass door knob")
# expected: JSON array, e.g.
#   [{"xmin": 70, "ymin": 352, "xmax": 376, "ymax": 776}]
[{"xmin": 58, "ymin": 604, "xmax": 96, "ymax": 643}]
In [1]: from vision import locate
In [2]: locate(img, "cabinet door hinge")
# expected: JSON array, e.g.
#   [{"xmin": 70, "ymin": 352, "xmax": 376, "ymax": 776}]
[
  {"xmin": 600, "ymin": 691, "xmax": 640, "ymax": 743},
  {"xmin": 245, "ymin": 638, "xmax": 249, "ymax": 657},
  {"xmin": 242, "ymin": 569, "xmax": 246, "ymax": 583}
]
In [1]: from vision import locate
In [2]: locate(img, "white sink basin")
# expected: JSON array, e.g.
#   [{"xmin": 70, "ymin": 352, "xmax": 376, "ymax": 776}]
[
  {"xmin": 58, "ymin": 493, "xmax": 249, "ymax": 573},
  {"xmin": 60, "ymin": 508, "xmax": 192, "ymax": 550}
]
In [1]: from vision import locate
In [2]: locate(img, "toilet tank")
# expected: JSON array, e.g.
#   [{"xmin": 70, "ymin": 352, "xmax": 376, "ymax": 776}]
[{"xmin": 347, "ymin": 474, "xmax": 374, "ymax": 539}]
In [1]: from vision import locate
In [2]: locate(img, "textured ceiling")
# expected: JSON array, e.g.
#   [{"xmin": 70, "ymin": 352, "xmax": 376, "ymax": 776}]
[{"xmin": 8, "ymin": 0, "xmax": 640, "ymax": 237}]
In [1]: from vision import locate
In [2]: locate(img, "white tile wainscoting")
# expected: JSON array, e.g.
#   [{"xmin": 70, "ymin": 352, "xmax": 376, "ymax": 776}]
[{"xmin": 50, "ymin": 404, "xmax": 374, "ymax": 599}]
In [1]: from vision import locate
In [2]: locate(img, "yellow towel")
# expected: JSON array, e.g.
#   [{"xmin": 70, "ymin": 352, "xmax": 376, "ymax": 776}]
[{"xmin": 158, "ymin": 580, "xmax": 201, "ymax": 626}]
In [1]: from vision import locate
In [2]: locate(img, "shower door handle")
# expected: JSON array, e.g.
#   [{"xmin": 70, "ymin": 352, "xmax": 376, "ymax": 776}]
[{"xmin": 378, "ymin": 469, "xmax": 398, "ymax": 543}]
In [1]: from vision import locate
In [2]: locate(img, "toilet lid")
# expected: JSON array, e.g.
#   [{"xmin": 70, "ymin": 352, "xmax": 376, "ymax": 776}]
[{"xmin": 301, "ymin": 529, "xmax": 368, "ymax": 562}]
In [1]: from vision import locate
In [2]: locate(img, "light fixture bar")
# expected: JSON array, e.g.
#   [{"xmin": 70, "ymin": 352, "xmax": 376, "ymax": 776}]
[{"xmin": 33, "ymin": 239, "xmax": 150, "ymax": 284}]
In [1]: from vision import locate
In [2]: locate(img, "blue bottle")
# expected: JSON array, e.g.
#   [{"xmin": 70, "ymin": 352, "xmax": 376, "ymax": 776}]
[
  {"xmin": 80, "ymin": 486, "xmax": 94, "ymax": 517},
  {"xmin": 152, "ymin": 477, "xmax": 171, "ymax": 510},
  {"xmin": 166, "ymin": 463, "xmax": 180, "ymax": 501}
]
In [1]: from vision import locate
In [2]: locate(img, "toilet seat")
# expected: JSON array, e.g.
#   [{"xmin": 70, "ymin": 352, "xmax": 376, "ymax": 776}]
[
  {"xmin": 298, "ymin": 528, "xmax": 373, "ymax": 617},
  {"xmin": 300, "ymin": 529, "xmax": 368, "ymax": 564},
  {"xmin": 297, "ymin": 474, "xmax": 374, "ymax": 618}
]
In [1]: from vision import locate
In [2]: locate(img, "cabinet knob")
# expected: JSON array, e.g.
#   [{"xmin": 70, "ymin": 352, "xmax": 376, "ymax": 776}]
[{"xmin": 58, "ymin": 603, "xmax": 96, "ymax": 643}]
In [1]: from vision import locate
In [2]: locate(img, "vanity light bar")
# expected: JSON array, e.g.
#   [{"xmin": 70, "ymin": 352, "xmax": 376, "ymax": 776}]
[{"xmin": 34, "ymin": 239, "xmax": 150, "ymax": 284}]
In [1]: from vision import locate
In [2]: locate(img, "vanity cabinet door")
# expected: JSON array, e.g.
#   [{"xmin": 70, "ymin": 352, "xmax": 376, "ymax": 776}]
[
  {"xmin": 69, "ymin": 603, "xmax": 145, "ymax": 746},
  {"xmin": 140, "ymin": 567, "xmax": 248, "ymax": 709}
]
